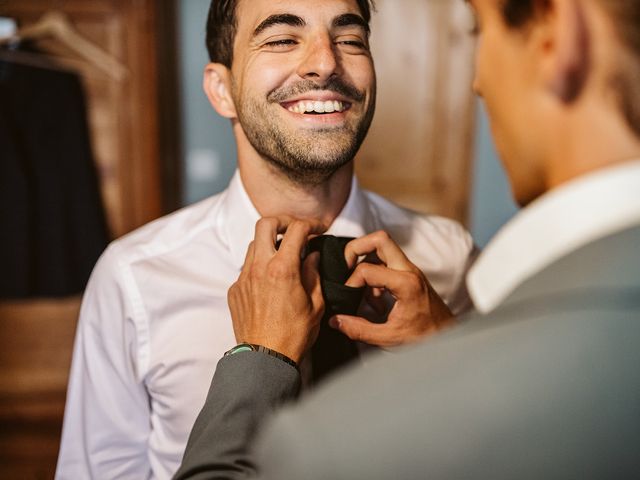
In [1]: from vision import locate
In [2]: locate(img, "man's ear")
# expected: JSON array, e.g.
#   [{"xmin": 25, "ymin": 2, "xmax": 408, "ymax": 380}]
[
  {"xmin": 543, "ymin": 0, "xmax": 591, "ymax": 103},
  {"xmin": 203, "ymin": 63, "xmax": 237, "ymax": 118}
]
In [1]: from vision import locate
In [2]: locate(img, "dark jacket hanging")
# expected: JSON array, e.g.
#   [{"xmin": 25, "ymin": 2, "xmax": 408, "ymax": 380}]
[{"xmin": 0, "ymin": 48, "xmax": 109, "ymax": 298}]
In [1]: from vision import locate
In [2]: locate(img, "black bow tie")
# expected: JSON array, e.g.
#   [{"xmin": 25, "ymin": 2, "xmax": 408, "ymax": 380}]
[{"xmin": 306, "ymin": 235, "xmax": 365, "ymax": 383}]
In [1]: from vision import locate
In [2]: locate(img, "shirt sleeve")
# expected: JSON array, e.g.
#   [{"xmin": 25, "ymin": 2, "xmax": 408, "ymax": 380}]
[{"xmin": 55, "ymin": 245, "xmax": 152, "ymax": 479}]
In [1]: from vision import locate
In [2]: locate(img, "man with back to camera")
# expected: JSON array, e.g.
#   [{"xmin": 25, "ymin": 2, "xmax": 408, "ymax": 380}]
[
  {"xmin": 55, "ymin": 0, "xmax": 477, "ymax": 478},
  {"xmin": 174, "ymin": 0, "xmax": 640, "ymax": 478}
]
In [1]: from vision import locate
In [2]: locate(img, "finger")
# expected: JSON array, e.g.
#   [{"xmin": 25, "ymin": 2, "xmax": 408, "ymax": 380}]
[
  {"xmin": 278, "ymin": 219, "xmax": 327, "ymax": 263},
  {"xmin": 302, "ymin": 252, "xmax": 324, "ymax": 311},
  {"xmin": 329, "ymin": 314, "xmax": 397, "ymax": 346},
  {"xmin": 364, "ymin": 287, "xmax": 389, "ymax": 315},
  {"xmin": 253, "ymin": 216, "xmax": 295, "ymax": 257},
  {"xmin": 344, "ymin": 231, "xmax": 414, "ymax": 271},
  {"xmin": 346, "ymin": 263, "xmax": 421, "ymax": 299},
  {"xmin": 371, "ymin": 287, "xmax": 385, "ymax": 298}
]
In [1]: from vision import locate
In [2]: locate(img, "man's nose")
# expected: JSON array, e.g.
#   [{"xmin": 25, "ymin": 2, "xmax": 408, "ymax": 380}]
[{"xmin": 297, "ymin": 34, "xmax": 341, "ymax": 82}]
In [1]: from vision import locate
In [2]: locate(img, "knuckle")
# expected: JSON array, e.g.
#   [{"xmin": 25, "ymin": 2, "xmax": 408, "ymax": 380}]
[
  {"xmin": 356, "ymin": 262, "xmax": 374, "ymax": 277},
  {"xmin": 405, "ymin": 271, "xmax": 426, "ymax": 293},
  {"xmin": 372, "ymin": 230, "xmax": 391, "ymax": 243},
  {"xmin": 267, "ymin": 259, "xmax": 294, "ymax": 280},
  {"xmin": 352, "ymin": 329, "xmax": 365, "ymax": 343},
  {"xmin": 248, "ymin": 268, "xmax": 262, "ymax": 282},
  {"xmin": 227, "ymin": 283, "xmax": 239, "ymax": 300},
  {"xmin": 346, "ymin": 321, "xmax": 363, "ymax": 342},
  {"xmin": 354, "ymin": 262, "xmax": 368, "ymax": 274},
  {"xmin": 256, "ymin": 217, "xmax": 277, "ymax": 231},
  {"xmin": 290, "ymin": 219, "xmax": 312, "ymax": 235}
]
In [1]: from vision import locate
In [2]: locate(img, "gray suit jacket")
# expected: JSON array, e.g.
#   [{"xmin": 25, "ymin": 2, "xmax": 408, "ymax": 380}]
[{"xmin": 175, "ymin": 225, "xmax": 640, "ymax": 480}]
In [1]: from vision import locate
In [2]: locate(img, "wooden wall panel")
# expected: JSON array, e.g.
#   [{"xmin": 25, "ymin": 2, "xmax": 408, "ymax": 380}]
[
  {"xmin": 0, "ymin": 1, "xmax": 168, "ymax": 477},
  {"xmin": 356, "ymin": 0, "xmax": 477, "ymax": 224},
  {"xmin": 0, "ymin": 298, "xmax": 79, "ymax": 478}
]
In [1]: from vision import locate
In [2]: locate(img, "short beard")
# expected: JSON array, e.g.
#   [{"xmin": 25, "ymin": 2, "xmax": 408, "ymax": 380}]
[{"xmin": 235, "ymin": 78, "xmax": 375, "ymax": 186}]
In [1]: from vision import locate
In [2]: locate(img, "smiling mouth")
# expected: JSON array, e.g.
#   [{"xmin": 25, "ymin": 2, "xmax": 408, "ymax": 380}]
[{"xmin": 282, "ymin": 100, "xmax": 351, "ymax": 115}]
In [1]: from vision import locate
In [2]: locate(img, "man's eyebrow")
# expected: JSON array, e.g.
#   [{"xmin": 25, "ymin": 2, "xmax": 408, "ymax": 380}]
[
  {"xmin": 333, "ymin": 13, "xmax": 370, "ymax": 35},
  {"xmin": 253, "ymin": 14, "xmax": 306, "ymax": 37}
]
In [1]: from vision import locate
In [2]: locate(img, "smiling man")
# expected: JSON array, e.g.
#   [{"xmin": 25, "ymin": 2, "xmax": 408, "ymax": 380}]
[
  {"xmin": 54, "ymin": 1, "xmax": 476, "ymax": 479},
  {"xmin": 175, "ymin": 0, "xmax": 640, "ymax": 478}
]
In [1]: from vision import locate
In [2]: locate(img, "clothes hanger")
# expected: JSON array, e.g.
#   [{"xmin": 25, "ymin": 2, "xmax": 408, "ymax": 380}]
[{"xmin": 0, "ymin": 11, "xmax": 128, "ymax": 82}]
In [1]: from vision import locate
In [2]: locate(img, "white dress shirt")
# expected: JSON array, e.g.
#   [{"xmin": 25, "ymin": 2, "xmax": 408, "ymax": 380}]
[
  {"xmin": 467, "ymin": 159, "xmax": 640, "ymax": 314},
  {"xmin": 56, "ymin": 171, "xmax": 476, "ymax": 480}
]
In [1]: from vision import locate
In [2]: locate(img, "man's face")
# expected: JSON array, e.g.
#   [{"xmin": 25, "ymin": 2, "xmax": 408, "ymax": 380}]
[
  {"xmin": 470, "ymin": 0, "xmax": 547, "ymax": 205},
  {"xmin": 229, "ymin": 0, "xmax": 376, "ymax": 185}
]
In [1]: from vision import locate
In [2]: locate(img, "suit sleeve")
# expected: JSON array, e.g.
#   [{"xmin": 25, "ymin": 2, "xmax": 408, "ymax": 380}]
[{"xmin": 174, "ymin": 352, "xmax": 301, "ymax": 480}]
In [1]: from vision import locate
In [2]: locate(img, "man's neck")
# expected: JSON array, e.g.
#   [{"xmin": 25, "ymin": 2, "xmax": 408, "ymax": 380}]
[
  {"xmin": 545, "ymin": 103, "xmax": 640, "ymax": 190},
  {"xmin": 237, "ymin": 155, "xmax": 354, "ymax": 227}
]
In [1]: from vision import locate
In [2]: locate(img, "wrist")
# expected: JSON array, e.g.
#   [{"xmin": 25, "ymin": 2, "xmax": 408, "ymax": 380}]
[{"xmin": 225, "ymin": 343, "xmax": 299, "ymax": 371}]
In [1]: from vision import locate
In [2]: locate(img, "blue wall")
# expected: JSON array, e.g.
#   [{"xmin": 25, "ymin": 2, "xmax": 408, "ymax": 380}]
[
  {"xmin": 469, "ymin": 102, "xmax": 519, "ymax": 247},
  {"xmin": 177, "ymin": 0, "xmax": 236, "ymax": 205},
  {"xmin": 177, "ymin": 1, "xmax": 518, "ymax": 246}
]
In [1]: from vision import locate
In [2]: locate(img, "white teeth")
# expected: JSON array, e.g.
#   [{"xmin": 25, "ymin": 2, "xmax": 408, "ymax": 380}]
[{"xmin": 287, "ymin": 100, "xmax": 346, "ymax": 114}]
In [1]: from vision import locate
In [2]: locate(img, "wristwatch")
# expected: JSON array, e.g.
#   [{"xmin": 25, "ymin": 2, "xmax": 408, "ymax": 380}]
[{"xmin": 224, "ymin": 343, "xmax": 298, "ymax": 370}]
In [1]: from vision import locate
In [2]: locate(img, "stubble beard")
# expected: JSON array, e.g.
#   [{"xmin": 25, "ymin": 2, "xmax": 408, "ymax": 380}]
[{"xmin": 235, "ymin": 80, "xmax": 376, "ymax": 186}]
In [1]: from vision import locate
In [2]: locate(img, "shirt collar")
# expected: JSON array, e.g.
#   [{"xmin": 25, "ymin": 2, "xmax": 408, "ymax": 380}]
[
  {"xmin": 222, "ymin": 171, "xmax": 374, "ymax": 269},
  {"xmin": 467, "ymin": 159, "xmax": 640, "ymax": 314}
]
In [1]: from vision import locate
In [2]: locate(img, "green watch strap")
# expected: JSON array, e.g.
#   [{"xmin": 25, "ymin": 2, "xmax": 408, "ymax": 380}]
[{"xmin": 224, "ymin": 343, "xmax": 299, "ymax": 371}]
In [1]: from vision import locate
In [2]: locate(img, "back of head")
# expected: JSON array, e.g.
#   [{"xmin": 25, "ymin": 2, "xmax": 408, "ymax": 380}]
[{"xmin": 500, "ymin": 0, "xmax": 640, "ymax": 139}]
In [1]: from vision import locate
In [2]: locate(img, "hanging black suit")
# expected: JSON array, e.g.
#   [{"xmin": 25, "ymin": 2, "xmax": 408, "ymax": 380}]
[{"xmin": 0, "ymin": 47, "xmax": 109, "ymax": 298}]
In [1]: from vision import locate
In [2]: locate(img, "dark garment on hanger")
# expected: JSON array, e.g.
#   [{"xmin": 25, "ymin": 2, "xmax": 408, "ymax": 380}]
[{"xmin": 0, "ymin": 48, "xmax": 109, "ymax": 298}]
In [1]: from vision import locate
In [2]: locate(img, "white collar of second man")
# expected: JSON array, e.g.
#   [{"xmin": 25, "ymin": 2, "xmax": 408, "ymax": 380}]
[
  {"xmin": 221, "ymin": 170, "xmax": 373, "ymax": 270},
  {"xmin": 467, "ymin": 159, "xmax": 640, "ymax": 314}
]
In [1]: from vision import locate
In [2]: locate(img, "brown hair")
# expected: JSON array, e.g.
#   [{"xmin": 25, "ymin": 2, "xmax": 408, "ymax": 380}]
[
  {"xmin": 500, "ymin": 0, "xmax": 640, "ymax": 137},
  {"xmin": 206, "ymin": 0, "xmax": 376, "ymax": 68}
]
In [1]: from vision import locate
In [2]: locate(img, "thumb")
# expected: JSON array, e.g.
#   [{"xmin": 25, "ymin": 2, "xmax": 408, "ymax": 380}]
[
  {"xmin": 329, "ymin": 314, "xmax": 391, "ymax": 346},
  {"xmin": 302, "ymin": 252, "xmax": 323, "ymax": 309}
]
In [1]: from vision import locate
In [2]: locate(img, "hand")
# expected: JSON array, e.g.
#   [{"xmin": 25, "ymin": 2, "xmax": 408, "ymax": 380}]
[
  {"xmin": 329, "ymin": 230, "xmax": 455, "ymax": 347},
  {"xmin": 227, "ymin": 217, "xmax": 326, "ymax": 363}
]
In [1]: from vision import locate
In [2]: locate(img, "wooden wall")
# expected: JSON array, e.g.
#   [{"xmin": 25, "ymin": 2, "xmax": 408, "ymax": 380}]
[
  {"xmin": 0, "ymin": 298, "xmax": 80, "ymax": 477},
  {"xmin": 356, "ymin": 0, "xmax": 477, "ymax": 223},
  {"xmin": 0, "ymin": 0, "xmax": 171, "ymax": 477}
]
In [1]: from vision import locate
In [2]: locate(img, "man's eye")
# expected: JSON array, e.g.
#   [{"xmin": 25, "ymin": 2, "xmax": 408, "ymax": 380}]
[
  {"xmin": 337, "ymin": 39, "xmax": 369, "ymax": 53},
  {"xmin": 264, "ymin": 39, "xmax": 298, "ymax": 48}
]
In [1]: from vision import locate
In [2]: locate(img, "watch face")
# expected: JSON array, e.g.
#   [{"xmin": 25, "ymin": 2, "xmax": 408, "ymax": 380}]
[
  {"xmin": 226, "ymin": 343, "xmax": 255, "ymax": 356},
  {"xmin": 224, "ymin": 344, "xmax": 298, "ymax": 370}
]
